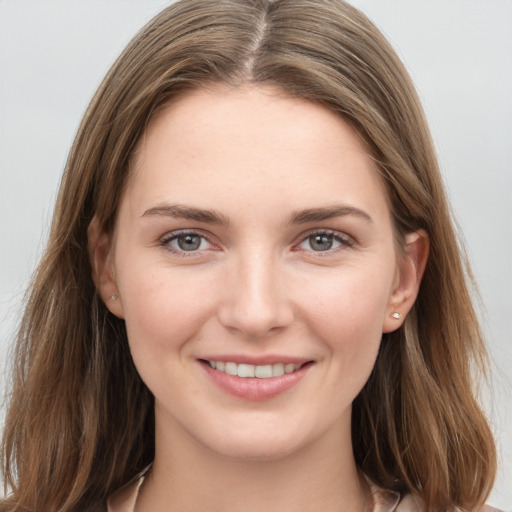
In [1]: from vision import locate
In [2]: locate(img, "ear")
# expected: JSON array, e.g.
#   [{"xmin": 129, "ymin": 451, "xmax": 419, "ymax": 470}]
[
  {"xmin": 87, "ymin": 216, "xmax": 125, "ymax": 318},
  {"xmin": 382, "ymin": 230, "xmax": 429, "ymax": 333}
]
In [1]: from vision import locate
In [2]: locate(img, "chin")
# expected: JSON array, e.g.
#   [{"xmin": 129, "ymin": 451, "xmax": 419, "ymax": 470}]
[
  {"xmin": 193, "ymin": 412, "xmax": 325, "ymax": 462},
  {"xmin": 208, "ymin": 433, "xmax": 306, "ymax": 462}
]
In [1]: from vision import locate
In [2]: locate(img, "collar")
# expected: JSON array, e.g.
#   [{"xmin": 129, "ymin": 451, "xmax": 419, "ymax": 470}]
[{"xmin": 107, "ymin": 470, "xmax": 402, "ymax": 512}]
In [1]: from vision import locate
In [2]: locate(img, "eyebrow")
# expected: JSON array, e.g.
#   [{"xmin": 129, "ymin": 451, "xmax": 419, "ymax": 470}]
[
  {"xmin": 142, "ymin": 203, "xmax": 372, "ymax": 226},
  {"xmin": 288, "ymin": 205, "xmax": 373, "ymax": 225},
  {"xmin": 142, "ymin": 204, "xmax": 230, "ymax": 225}
]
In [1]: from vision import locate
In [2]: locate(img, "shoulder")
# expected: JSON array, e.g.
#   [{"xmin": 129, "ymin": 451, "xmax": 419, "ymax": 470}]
[
  {"xmin": 106, "ymin": 465, "xmax": 150, "ymax": 512},
  {"xmin": 396, "ymin": 494, "xmax": 505, "ymax": 512},
  {"xmin": 107, "ymin": 475, "xmax": 145, "ymax": 512},
  {"xmin": 394, "ymin": 493, "xmax": 424, "ymax": 511}
]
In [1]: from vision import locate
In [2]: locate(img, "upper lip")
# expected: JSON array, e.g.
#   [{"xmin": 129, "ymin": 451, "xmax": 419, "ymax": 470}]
[{"xmin": 199, "ymin": 355, "xmax": 313, "ymax": 366}]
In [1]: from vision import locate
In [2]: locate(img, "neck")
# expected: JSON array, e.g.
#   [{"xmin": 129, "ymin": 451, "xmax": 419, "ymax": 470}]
[{"xmin": 137, "ymin": 411, "xmax": 370, "ymax": 512}]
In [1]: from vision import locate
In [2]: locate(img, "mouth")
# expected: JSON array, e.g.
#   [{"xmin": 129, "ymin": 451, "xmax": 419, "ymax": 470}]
[
  {"xmin": 198, "ymin": 357, "xmax": 314, "ymax": 400},
  {"xmin": 202, "ymin": 360, "xmax": 308, "ymax": 379}
]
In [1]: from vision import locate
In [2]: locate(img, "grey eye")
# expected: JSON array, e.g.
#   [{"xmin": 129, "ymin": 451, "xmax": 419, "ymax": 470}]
[
  {"xmin": 298, "ymin": 232, "xmax": 346, "ymax": 253},
  {"xmin": 163, "ymin": 231, "xmax": 214, "ymax": 254},
  {"xmin": 308, "ymin": 234, "xmax": 334, "ymax": 251},
  {"xmin": 176, "ymin": 234, "xmax": 203, "ymax": 251}
]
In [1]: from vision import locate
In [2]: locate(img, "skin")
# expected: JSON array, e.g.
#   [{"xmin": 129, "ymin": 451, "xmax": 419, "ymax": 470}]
[{"xmin": 90, "ymin": 85, "xmax": 428, "ymax": 511}]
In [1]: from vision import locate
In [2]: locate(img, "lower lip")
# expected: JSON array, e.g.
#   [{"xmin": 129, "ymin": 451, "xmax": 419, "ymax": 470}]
[{"xmin": 200, "ymin": 361, "xmax": 312, "ymax": 401}]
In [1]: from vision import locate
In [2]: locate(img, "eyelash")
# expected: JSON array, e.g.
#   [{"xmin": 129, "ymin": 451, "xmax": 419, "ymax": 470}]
[
  {"xmin": 159, "ymin": 230, "xmax": 216, "ymax": 256},
  {"xmin": 295, "ymin": 229, "xmax": 354, "ymax": 255},
  {"xmin": 158, "ymin": 229, "xmax": 354, "ymax": 256}
]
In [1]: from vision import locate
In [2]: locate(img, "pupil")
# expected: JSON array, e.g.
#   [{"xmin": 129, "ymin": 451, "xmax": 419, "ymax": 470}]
[
  {"xmin": 178, "ymin": 234, "xmax": 201, "ymax": 251},
  {"xmin": 311, "ymin": 234, "xmax": 332, "ymax": 251}
]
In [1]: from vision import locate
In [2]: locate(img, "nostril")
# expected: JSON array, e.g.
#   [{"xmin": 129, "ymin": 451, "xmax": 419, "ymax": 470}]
[
  {"xmin": 216, "ymin": 263, "xmax": 294, "ymax": 338},
  {"xmin": 218, "ymin": 308, "xmax": 293, "ymax": 339}
]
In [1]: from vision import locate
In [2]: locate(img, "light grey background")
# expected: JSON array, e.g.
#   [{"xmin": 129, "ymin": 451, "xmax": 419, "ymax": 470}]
[{"xmin": 0, "ymin": 1, "xmax": 510, "ymax": 508}]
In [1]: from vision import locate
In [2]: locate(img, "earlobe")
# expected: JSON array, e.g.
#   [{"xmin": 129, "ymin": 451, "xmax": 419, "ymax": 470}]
[
  {"xmin": 382, "ymin": 230, "xmax": 429, "ymax": 333},
  {"xmin": 87, "ymin": 217, "xmax": 125, "ymax": 318}
]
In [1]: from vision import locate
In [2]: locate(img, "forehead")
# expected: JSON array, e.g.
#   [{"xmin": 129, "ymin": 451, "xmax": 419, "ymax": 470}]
[
  {"xmin": 135, "ymin": 84, "xmax": 373, "ymax": 165},
  {"xmin": 126, "ymin": 85, "xmax": 389, "ymax": 221}
]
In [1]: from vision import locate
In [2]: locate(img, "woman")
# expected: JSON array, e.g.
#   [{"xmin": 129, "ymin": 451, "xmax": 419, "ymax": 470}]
[{"xmin": 0, "ymin": 1, "xmax": 501, "ymax": 511}]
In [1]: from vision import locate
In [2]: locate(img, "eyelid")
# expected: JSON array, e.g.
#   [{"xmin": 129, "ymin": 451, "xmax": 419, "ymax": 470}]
[
  {"xmin": 157, "ymin": 228, "xmax": 355, "ymax": 257},
  {"xmin": 159, "ymin": 229, "xmax": 218, "ymax": 255},
  {"xmin": 293, "ymin": 229, "xmax": 355, "ymax": 254}
]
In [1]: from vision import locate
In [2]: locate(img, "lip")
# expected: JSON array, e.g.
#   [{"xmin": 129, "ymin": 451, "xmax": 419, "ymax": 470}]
[
  {"xmin": 198, "ymin": 357, "xmax": 313, "ymax": 401},
  {"xmin": 200, "ymin": 354, "xmax": 312, "ymax": 366}
]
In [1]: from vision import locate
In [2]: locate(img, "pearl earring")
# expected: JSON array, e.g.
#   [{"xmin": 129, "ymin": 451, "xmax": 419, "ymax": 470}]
[{"xmin": 392, "ymin": 312, "xmax": 401, "ymax": 319}]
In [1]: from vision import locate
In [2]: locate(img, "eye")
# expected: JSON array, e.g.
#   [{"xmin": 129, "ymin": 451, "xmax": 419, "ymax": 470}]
[
  {"xmin": 298, "ymin": 231, "xmax": 352, "ymax": 253},
  {"xmin": 161, "ymin": 231, "xmax": 214, "ymax": 254}
]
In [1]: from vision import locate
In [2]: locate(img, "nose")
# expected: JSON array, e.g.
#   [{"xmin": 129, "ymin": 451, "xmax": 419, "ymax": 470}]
[{"xmin": 218, "ymin": 250, "xmax": 294, "ymax": 339}]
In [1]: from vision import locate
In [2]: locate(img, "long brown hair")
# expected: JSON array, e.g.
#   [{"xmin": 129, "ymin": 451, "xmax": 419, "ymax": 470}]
[{"xmin": 1, "ymin": 1, "xmax": 496, "ymax": 510}]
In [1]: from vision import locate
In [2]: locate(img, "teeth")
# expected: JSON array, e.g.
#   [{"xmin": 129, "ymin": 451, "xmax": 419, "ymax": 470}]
[
  {"xmin": 272, "ymin": 363, "xmax": 284, "ymax": 377},
  {"xmin": 255, "ymin": 364, "xmax": 272, "ymax": 378},
  {"xmin": 225, "ymin": 362, "xmax": 238, "ymax": 376},
  {"xmin": 207, "ymin": 360, "xmax": 302, "ymax": 378},
  {"xmin": 238, "ymin": 364, "xmax": 255, "ymax": 378},
  {"xmin": 284, "ymin": 363, "xmax": 296, "ymax": 374}
]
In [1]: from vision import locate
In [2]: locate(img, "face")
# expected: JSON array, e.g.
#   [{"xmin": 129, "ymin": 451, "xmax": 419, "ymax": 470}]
[{"xmin": 94, "ymin": 86, "xmax": 421, "ymax": 461}]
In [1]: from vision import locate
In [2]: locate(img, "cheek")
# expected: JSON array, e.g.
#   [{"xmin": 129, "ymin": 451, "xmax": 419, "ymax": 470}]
[
  {"xmin": 305, "ymin": 264, "xmax": 393, "ymax": 333},
  {"xmin": 300, "ymin": 263, "xmax": 394, "ymax": 375},
  {"xmin": 117, "ymin": 262, "xmax": 216, "ymax": 360}
]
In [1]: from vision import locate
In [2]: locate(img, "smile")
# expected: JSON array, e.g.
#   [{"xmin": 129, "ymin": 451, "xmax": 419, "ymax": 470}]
[
  {"xmin": 201, "ymin": 358, "xmax": 313, "ymax": 400},
  {"xmin": 207, "ymin": 361, "xmax": 304, "ymax": 379}
]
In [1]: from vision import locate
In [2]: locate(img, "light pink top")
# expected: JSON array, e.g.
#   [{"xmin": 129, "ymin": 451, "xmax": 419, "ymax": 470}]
[{"xmin": 106, "ymin": 473, "xmax": 502, "ymax": 512}]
